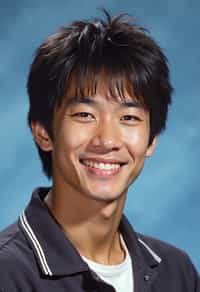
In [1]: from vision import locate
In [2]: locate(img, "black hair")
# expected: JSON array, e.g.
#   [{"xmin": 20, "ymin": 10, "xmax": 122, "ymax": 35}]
[{"xmin": 27, "ymin": 10, "xmax": 173, "ymax": 178}]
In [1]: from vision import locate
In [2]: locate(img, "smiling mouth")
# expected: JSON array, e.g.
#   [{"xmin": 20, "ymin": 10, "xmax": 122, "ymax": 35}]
[{"xmin": 79, "ymin": 159, "xmax": 126, "ymax": 177}]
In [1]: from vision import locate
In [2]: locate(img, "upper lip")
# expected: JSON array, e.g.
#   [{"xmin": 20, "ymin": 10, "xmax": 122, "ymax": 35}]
[{"xmin": 80, "ymin": 157, "xmax": 127, "ymax": 165}]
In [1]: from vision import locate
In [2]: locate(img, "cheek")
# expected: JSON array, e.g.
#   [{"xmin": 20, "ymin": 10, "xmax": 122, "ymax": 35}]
[
  {"xmin": 56, "ymin": 123, "xmax": 92, "ymax": 153},
  {"xmin": 123, "ymin": 128, "xmax": 150, "ymax": 158},
  {"xmin": 52, "ymin": 124, "xmax": 91, "ymax": 176}
]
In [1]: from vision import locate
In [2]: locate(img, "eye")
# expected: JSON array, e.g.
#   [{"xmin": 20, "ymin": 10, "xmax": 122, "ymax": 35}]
[
  {"xmin": 121, "ymin": 115, "xmax": 141, "ymax": 122},
  {"xmin": 71, "ymin": 112, "xmax": 95, "ymax": 122}
]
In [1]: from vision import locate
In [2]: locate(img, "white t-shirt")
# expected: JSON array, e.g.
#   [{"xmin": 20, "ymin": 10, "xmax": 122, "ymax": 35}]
[{"xmin": 81, "ymin": 235, "xmax": 134, "ymax": 292}]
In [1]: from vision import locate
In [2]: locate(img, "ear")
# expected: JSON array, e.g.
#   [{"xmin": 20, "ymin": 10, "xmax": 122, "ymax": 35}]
[
  {"xmin": 146, "ymin": 136, "xmax": 157, "ymax": 157},
  {"xmin": 31, "ymin": 122, "xmax": 53, "ymax": 152}
]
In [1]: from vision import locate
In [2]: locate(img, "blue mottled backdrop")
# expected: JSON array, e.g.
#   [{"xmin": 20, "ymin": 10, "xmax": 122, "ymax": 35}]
[{"xmin": 0, "ymin": 0, "xmax": 199, "ymax": 270}]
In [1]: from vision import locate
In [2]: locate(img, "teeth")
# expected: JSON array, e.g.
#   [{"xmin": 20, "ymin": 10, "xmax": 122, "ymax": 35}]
[{"xmin": 82, "ymin": 160, "xmax": 121, "ymax": 170}]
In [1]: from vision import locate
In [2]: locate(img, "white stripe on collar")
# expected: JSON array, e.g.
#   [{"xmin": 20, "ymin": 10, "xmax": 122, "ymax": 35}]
[
  {"xmin": 138, "ymin": 238, "xmax": 162, "ymax": 263},
  {"xmin": 19, "ymin": 211, "xmax": 53, "ymax": 276}
]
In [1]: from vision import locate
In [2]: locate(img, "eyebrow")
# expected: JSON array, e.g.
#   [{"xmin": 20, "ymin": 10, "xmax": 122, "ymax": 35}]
[
  {"xmin": 65, "ymin": 96, "xmax": 143, "ymax": 108},
  {"xmin": 120, "ymin": 101, "xmax": 143, "ymax": 108},
  {"xmin": 65, "ymin": 97, "xmax": 95, "ymax": 106}
]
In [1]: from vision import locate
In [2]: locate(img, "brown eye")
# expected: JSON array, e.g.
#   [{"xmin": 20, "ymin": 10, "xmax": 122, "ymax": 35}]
[
  {"xmin": 76, "ymin": 112, "xmax": 91, "ymax": 118},
  {"xmin": 121, "ymin": 115, "xmax": 141, "ymax": 121},
  {"xmin": 71, "ymin": 112, "xmax": 95, "ymax": 121}
]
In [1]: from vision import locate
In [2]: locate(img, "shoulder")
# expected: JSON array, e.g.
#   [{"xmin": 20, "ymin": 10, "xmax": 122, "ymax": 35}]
[
  {"xmin": 0, "ymin": 222, "xmax": 25, "ymax": 271},
  {"xmin": 0, "ymin": 221, "xmax": 36, "ymax": 288},
  {"xmin": 137, "ymin": 233, "xmax": 200, "ymax": 287},
  {"xmin": 0, "ymin": 221, "xmax": 22, "ymax": 262},
  {"xmin": 137, "ymin": 232, "xmax": 193, "ymax": 264}
]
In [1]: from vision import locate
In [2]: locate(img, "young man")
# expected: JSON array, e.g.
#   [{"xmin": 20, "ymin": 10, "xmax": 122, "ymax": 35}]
[{"xmin": 0, "ymin": 11, "xmax": 199, "ymax": 292}]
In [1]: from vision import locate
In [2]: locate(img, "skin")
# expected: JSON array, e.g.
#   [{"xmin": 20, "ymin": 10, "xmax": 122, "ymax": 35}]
[{"xmin": 32, "ymin": 82, "xmax": 157, "ymax": 265}]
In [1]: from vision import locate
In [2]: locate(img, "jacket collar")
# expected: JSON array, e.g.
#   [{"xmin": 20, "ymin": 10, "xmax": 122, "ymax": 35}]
[
  {"xmin": 119, "ymin": 216, "xmax": 162, "ymax": 291},
  {"xmin": 18, "ymin": 187, "xmax": 162, "ymax": 280}
]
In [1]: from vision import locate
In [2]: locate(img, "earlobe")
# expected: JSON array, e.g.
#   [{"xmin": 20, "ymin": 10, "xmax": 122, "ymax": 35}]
[
  {"xmin": 146, "ymin": 136, "xmax": 157, "ymax": 157},
  {"xmin": 31, "ymin": 122, "xmax": 53, "ymax": 152}
]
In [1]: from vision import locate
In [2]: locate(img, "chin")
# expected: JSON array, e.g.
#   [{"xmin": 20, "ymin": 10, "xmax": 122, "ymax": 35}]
[{"xmin": 86, "ymin": 190, "xmax": 125, "ymax": 202}]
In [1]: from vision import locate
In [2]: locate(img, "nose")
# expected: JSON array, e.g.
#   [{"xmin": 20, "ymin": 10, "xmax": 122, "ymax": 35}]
[{"xmin": 88, "ymin": 118, "xmax": 123, "ymax": 153}]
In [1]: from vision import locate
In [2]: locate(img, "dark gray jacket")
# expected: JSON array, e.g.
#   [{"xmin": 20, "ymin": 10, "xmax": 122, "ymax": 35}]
[{"xmin": 0, "ymin": 188, "xmax": 199, "ymax": 291}]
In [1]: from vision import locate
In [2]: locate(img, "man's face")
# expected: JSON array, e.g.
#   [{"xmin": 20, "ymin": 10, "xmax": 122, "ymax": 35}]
[{"xmin": 39, "ymin": 87, "xmax": 156, "ymax": 202}]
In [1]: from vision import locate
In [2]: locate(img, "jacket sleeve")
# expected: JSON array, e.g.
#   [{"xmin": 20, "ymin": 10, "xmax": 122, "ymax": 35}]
[
  {"xmin": 0, "ymin": 252, "xmax": 27, "ymax": 292},
  {"xmin": 183, "ymin": 252, "xmax": 200, "ymax": 292},
  {"xmin": 0, "ymin": 263, "xmax": 18, "ymax": 292}
]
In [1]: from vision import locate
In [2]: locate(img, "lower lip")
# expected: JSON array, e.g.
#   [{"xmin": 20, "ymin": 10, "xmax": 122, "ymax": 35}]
[{"xmin": 82, "ymin": 163, "xmax": 123, "ymax": 178}]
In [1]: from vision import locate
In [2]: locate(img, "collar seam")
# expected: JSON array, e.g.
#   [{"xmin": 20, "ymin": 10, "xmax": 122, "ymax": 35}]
[
  {"xmin": 138, "ymin": 238, "xmax": 162, "ymax": 264},
  {"xmin": 19, "ymin": 211, "xmax": 53, "ymax": 276}
]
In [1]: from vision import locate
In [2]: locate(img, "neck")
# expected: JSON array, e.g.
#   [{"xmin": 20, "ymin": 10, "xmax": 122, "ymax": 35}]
[{"xmin": 44, "ymin": 186, "xmax": 127, "ymax": 265}]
